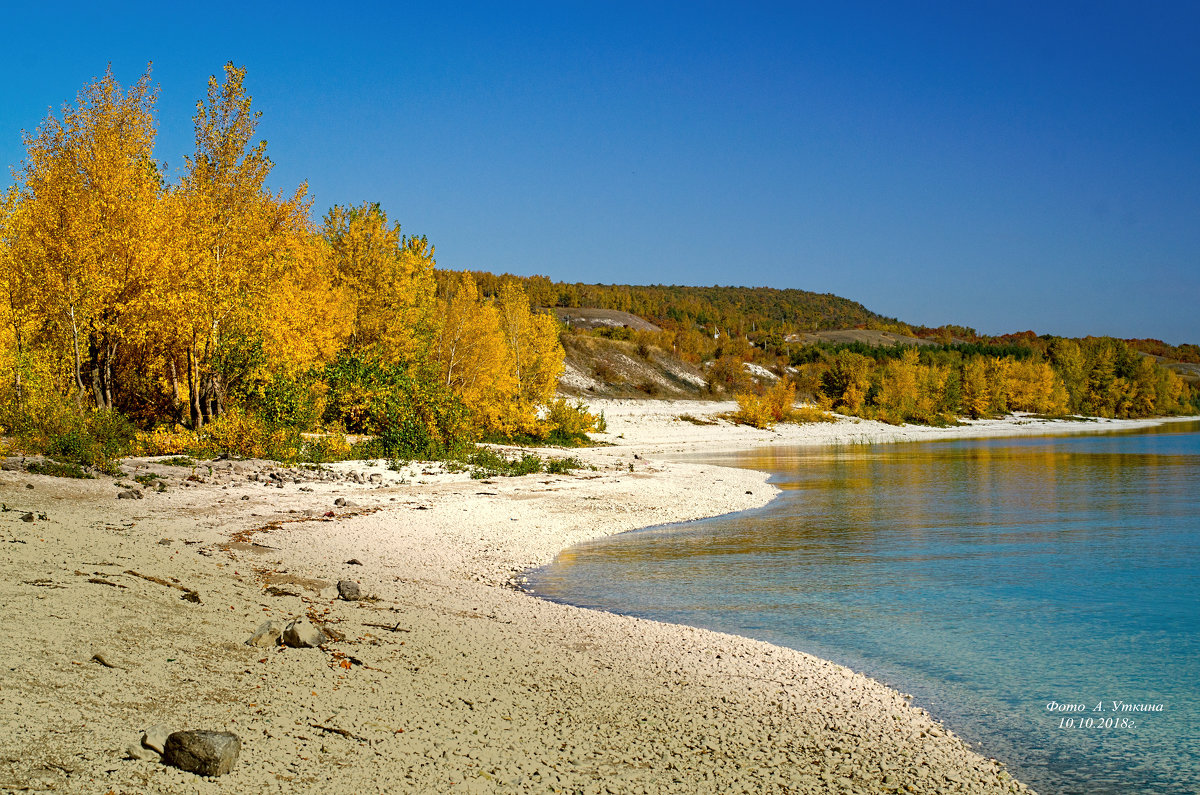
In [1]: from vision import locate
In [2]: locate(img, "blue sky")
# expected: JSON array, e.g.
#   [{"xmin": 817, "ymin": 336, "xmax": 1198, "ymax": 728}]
[{"xmin": 3, "ymin": 2, "xmax": 1198, "ymax": 343}]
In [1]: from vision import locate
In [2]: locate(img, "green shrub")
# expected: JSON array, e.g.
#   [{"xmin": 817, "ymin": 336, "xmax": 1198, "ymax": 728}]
[
  {"xmin": 466, "ymin": 448, "xmax": 544, "ymax": 479},
  {"xmin": 27, "ymin": 459, "xmax": 95, "ymax": 479},
  {"xmin": 159, "ymin": 455, "xmax": 196, "ymax": 467},
  {"xmin": 544, "ymin": 456, "xmax": 584, "ymax": 475},
  {"xmin": 20, "ymin": 407, "xmax": 138, "ymax": 475},
  {"xmin": 323, "ymin": 352, "xmax": 471, "ymax": 459}
]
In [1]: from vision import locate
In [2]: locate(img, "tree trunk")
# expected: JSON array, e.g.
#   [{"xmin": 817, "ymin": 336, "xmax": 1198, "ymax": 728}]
[
  {"xmin": 170, "ymin": 358, "xmax": 184, "ymax": 424},
  {"xmin": 68, "ymin": 304, "xmax": 85, "ymax": 408},
  {"xmin": 188, "ymin": 345, "xmax": 203, "ymax": 429}
]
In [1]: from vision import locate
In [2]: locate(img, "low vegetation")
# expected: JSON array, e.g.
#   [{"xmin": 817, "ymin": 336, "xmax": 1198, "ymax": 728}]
[{"xmin": 464, "ymin": 448, "xmax": 587, "ymax": 479}]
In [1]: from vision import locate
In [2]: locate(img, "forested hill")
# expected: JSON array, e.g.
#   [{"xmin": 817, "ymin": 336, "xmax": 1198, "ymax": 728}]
[{"xmin": 438, "ymin": 271, "xmax": 895, "ymax": 336}]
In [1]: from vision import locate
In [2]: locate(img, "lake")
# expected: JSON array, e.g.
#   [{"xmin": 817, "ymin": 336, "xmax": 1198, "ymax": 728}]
[{"xmin": 528, "ymin": 421, "xmax": 1200, "ymax": 795}]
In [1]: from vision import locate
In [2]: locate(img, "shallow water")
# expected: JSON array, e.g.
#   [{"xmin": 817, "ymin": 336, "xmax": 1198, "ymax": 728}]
[{"xmin": 529, "ymin": 421, "xmax": 1200, "ymax": 795}]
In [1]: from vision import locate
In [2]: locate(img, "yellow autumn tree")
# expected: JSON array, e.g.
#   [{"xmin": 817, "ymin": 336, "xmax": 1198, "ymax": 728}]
[
  {"xmin": 261, "ymin": 227, "xmax": 353, "ymax": 376},
  {"xmin": 874, "ymin": 347, "xmax": 920, "ymax": 423},
  {"xmin": 0, "ymin": 189, "xmax": 33, "ymax": 415},
  {"xmin": 823, "ymin": 350, "xmax": 872, "ymax": 413},
  {"xmin": 495, "ymin": 280, "xmax": 564, "ymax": 433},
  {"xmin": 323, "ymin": 202, "xmax": 437, "ymax": 363},
  {"xmin": 434, "ymin": 272, "xmax": 514, "ymax": 433},
  {"xmin": 1005, "ymin": 360, "xmax": 1069, "ymax": 415},
  {"xmin": 173, "ymin": 61, "xmax": 311, "ymax": 427},
  {"xmin": 960, "ymin": 358, "xmax": 991, "ymax": 419},
  {"xmin": 17, "ymin": 64, "xmax": 163, "ymax": 409}
]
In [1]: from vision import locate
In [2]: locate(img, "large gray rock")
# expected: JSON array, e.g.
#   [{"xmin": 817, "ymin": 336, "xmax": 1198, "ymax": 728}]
[
  {"xmin": 162, "ymin": 730, "xmax": 240, "ymax": 776},
  {"xmin": 281, "ymin": 618, "xmax": 328, "ymax": 648},
  {"xmin": 245, "ymin": 620, "xmax": 285, "ymax": 647},
  {"xmin": 337, "ymin": 580, "xmax": 362, "ymax": 601}
]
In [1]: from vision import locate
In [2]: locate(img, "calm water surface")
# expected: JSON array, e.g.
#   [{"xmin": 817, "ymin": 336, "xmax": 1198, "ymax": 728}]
[{"xmin": 529, "ymin": 422, "xmax": 1200, "ymax": 795}]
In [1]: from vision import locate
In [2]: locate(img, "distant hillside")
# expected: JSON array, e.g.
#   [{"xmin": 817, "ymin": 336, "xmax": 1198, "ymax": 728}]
[
  {"xmin": 438, "ymin": 270, "xmax": 896, "ymax": 336},
  {"xmin": 785, "ymin": 329, "xmax": 939, "ymax": 348},
  {"xmin": 550, "ymin": 308, "xmax": 661, "ymax": 333}
]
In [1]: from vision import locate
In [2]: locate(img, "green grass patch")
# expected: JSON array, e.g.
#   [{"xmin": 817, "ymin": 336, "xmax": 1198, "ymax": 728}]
[
  {"xmin": 545, "ymin": 456, "xmax": 586, "ymax": 475},
  {"xmin": 159, "ymin": 455, "xmax": 197, "ymax": 467},
  {"xmin": 27, "ymin": 459, "xmax": 95, "ymax": 479},
  {"xmin": 459, "ymin": 448, "xmax": 590, "ymax": 479}
]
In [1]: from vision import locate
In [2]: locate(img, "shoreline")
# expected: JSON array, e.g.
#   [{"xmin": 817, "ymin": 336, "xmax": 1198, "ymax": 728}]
[{"xmin": 3, "ymin": 404, "xmax": 1190, "ymax": 793}]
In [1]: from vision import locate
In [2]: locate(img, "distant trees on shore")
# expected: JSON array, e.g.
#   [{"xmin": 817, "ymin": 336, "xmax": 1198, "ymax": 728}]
[{"xmin": 784, "ymin": 337, "xmax": 1192, "ymax": 425}]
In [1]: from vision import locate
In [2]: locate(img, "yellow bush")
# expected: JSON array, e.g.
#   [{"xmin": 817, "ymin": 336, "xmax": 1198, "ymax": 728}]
[
  {"xmin": 136, "ymin": 424, "xmax": 199, "ymax": 456},
  {"xmin": 735, "ymin": 380, "xmax": 797, "ymax": 429},
  {"xmin": 198, "ymin": 409, "xmax": 273, "ymax": 459},
  {"xmin": 791, "ymin": 404, "xmax": 836, "ymax": 423}
]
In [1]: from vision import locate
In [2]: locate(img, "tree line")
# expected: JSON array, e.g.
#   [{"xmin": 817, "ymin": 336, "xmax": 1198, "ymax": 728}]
[
  {"xmin": 0, "ymin": 64, "xmax": 588, "ymax": 466},
  {"xmin": 781, "ymin": 337, "xmax": 1194, "ymax": 425}
]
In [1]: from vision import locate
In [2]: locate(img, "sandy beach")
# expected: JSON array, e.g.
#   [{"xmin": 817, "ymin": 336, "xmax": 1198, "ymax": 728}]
[{"xmin": 2, "ymin": 401, "xmax": 1184, "ymax": 794}]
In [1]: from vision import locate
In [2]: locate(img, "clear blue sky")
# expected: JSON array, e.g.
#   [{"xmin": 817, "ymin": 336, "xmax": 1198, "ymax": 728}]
[{"xmin": 3, "ymin": 1, "xmax": 1198, "ymax": 343}]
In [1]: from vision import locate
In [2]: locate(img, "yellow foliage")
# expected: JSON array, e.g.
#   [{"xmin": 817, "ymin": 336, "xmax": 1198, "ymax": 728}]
[
  {"xmin": 435, "ymin": 273, "xmax": 516, "ymax": 433},
  {"xmin": 136, "ymin": 425, "xmax": 199, "ymax": 456},
  {"xmin": 1004, "ymin": 360, "xmax": 1069, "ymax": 415},
  {"xmin": 324, "ymin": 202, "xmax": 438, "ymax": 363},
  {"xmin": 496, "ymin": 281, "xmax": 564, "ymax": 434},
  {"xmin": 17, "ymin": 64, "xmax": 163, "ymax": 407},
  {"xmin": 735, "ymin": 379, "xmax": 797, "ymax": 429},
  {"xmin": 262, "ymin": 230, "xmax": 354, "ymax": 375},
  {"xmin": 961, "ymin": 358, "xmax": 990, "ymax": 419}
]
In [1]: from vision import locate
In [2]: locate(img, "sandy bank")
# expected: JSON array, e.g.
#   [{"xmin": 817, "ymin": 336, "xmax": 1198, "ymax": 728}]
[{"xmin": 5, "ymin": 402, "xmax": 1169, "ymax": 793}]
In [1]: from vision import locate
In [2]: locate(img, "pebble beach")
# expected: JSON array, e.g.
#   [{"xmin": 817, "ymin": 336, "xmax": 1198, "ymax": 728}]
[{"xmin": 3, "ymin": 401, "xmax": 1177, "ymax": 794}]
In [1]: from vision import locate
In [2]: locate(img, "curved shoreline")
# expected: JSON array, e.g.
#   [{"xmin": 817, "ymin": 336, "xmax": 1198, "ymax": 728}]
[{"xmin": 5, "ymin": 407, "xmax": 1188, "ymax": 792}]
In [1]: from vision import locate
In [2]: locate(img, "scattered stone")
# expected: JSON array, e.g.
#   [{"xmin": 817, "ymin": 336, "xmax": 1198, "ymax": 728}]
[
  {"xmin": 337, "ymin": 580, "xmax": 362, "ymax": 601},
  {"xmin": 162, "ymin": 730, "xmax": 240, "ymax": 777},
  {"xmin": 245, "ymin": 620, "xmax": 285, "ymax": 647},
  {"xmin": 282, "ymin": 618, "xmax": 328, "ymax": 648},
  {"xmin": 21, "ymin": 512, "xmax": 34, "ymax": 522},
  {"xmin": 345, "ymin": 558, "xmax": 362, "ymax": 566},
  {"xmin": 91, "ymin": 651, "xmax": 122, "ymax": 669},
  {"xmin": 126, "ymin": 742, "xmax": 158, "ymax": 761},
  {"xmin": 368, "ymin": 473, "xmax": 383, "ymax": 484},
  {"xmin": 117, "ymin": 489, "xmax": 143, "ymax": 500},
  {"xmin": 333, "ymin": 497, "xmax": 359, "ymax": 508},
  {"xmin": 141, "ymin": 724, "xmax": 172, "ymax": 755},
  {"xmin": 158, "ymin": 538, "xmax": 172, "ymax": 545},
  {"xmin": 240, "ymin": 494, "xmax": 250, "ymax": 501},
  {"xmin": 25, "ymin": 483, "xmax": 33, "ymax": 489}
]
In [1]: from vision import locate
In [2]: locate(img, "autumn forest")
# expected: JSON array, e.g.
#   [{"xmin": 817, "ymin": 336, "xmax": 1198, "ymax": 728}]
[{"xmin": 0, "ymin": 65, "xmax": 1194, "ymax": 470}]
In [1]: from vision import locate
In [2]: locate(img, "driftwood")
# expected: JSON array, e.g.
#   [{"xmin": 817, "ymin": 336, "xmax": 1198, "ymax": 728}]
[
  {"xmin": 310, "ymin": 723, "xmax": 369, "ymax": 743},
  {"xmin": 124, "ymin": 569, "xmax": 201, "ymax": 603}
]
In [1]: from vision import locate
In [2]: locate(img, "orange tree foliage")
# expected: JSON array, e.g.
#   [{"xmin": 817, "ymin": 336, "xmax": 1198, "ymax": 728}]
[{"xmin": 0, "ymin": 65, "xmax": 577, "ymax": 458}]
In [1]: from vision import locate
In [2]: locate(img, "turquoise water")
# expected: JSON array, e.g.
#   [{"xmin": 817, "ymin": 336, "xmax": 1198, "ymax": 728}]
[{"xmin": 528, "ymin": 422, "xmax": 1200, "ymax": 795}]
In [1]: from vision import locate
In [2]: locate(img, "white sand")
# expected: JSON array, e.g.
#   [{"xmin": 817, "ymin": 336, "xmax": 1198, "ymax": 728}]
[{"xmin": 3, "ymin": 403, "xmax": 1184, "ymax": 793}]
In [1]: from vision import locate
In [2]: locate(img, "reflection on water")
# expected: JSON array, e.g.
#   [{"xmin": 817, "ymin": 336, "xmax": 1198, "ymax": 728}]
[{"xmin": 530, "ymin": 422, "xmax": 1200, "ymax": 795}]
